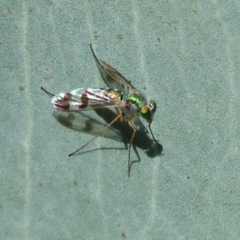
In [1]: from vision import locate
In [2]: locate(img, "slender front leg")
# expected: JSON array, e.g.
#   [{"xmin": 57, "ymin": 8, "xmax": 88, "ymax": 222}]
[{"xmin": 127, "ymin": 120, "xmax": 137, "ymax": 177}]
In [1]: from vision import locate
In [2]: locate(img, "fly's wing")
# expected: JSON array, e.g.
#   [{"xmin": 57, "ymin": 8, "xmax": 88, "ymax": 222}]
[
  {"xmin": 90, "ymin": 44, "xmax": 138, "ymax": 92},
  {"xmin": 51, "ymin": 88, "xmax": 122, "ymax": 111}
]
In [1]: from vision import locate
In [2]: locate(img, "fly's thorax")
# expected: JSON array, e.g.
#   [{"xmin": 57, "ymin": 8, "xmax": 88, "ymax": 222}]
[
  {"xmin": 120, "ymin": 92, "xmax": 146, "ymax": 107},
  {"xmin": 140, "ymin": 100, "xmax": 157, "ymax": 124},
  {"xmin": 118, "ymin": 92, "xmax": 147, "ymax": 121}
]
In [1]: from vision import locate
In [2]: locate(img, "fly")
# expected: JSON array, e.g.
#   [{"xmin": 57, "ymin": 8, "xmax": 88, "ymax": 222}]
[{"xmin": 41, "ymin": 44, "xmax": 161, "ymax": 177}]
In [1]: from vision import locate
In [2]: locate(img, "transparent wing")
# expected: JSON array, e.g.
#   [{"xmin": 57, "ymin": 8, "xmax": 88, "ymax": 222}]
[
  {"xmin": 90, "ymin": 44, "xmax": 139, "ymax": 92},
  {"xmin": 51, "ymin": 88, "xmax": 122, "ymax": 111}
]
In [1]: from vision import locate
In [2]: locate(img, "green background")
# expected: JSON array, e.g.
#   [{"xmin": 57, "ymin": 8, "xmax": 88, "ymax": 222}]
[{"xmin": 1, "ymin": 0, "xmax": 240, "ymax": 239}]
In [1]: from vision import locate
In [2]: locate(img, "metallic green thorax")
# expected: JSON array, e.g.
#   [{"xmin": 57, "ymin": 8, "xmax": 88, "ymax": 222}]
[
  {"xmin": 128, "ymin": 94, "xmax": 145, "ymax": 105},
  {"xmin": 120, "ymin": 92, "xmax": 145, "ymax": 106}
]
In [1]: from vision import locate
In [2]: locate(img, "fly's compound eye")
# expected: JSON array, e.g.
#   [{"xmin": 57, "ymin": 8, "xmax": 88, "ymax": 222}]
[{"xmin": 140, "ymin": 100, "xmax": 156, "ymax": 124}]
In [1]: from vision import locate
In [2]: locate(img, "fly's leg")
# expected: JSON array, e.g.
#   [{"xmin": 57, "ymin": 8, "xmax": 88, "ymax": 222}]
[
  {"xmin": 127, "ymin": 120, "xmax": 137, "ymax": 177},
  {"xmin": 114, "ymin": 107, "xmax": 124, "ymax": 122},
  {"xmin": 69, "ymin": 108, "xmax": 123, "ymax": 156}
]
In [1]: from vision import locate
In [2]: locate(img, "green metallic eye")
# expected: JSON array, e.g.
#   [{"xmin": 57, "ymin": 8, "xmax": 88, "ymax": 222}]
[
  {"xmin": 140, "ymin": 105, "xmax": 151, "ymax": 119},
  {"xmin": 140, "ymin": 100, "xmax": 157, "ymax": 123}
]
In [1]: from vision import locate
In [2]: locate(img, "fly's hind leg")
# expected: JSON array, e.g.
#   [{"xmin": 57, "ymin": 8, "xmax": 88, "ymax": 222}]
[{"xmin": 69, "ymin": 108, "xmax": 123, "ymax": 156}]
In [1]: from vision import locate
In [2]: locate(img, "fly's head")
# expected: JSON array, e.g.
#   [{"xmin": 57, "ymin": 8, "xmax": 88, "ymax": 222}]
[
  {"xmin": 140, "ymin": 100, "xmax": 161, "ymax": 146},
  {"xmin": 140, "ymin": 100, "xmax": 157, "ymax": 124}
]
